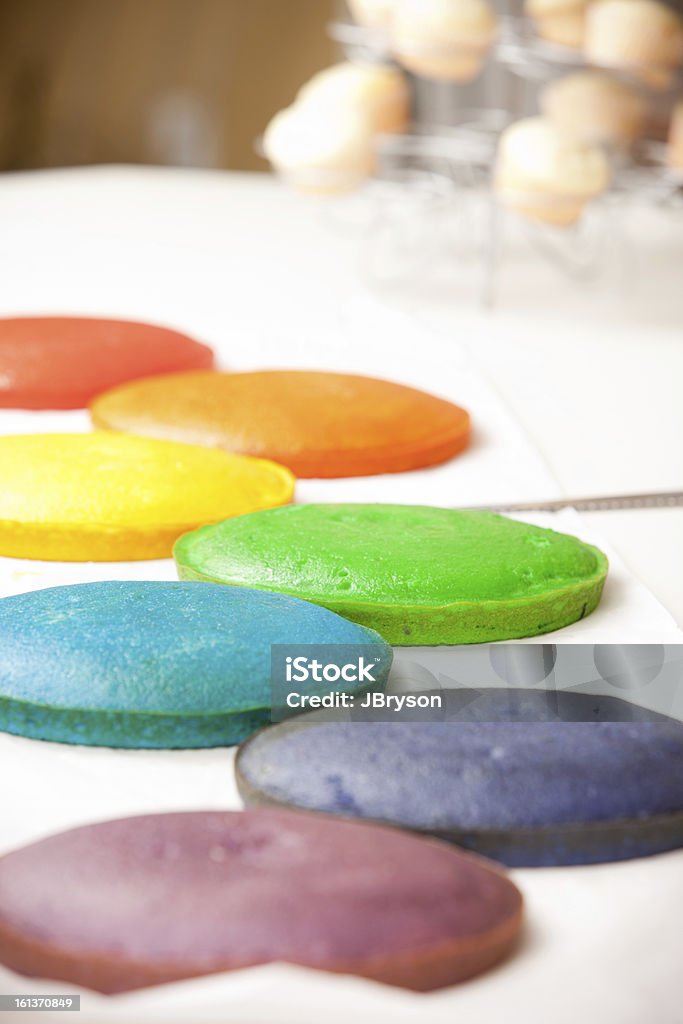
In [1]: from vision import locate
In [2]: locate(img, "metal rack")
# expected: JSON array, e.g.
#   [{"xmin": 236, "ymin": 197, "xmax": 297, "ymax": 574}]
[{"xmin": 323, "ymin": 15, "xmax": 683, "ymax": 306}]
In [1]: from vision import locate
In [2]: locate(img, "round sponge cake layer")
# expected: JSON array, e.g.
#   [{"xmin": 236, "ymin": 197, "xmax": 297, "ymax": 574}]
[
  {"xmin": 236, "ymin": 690, "xmax": 683, "ymax": 865},
  {"xmin": 0, "ymin": 581, "xmax": 392, "ymax": 748},
  {"xmin": 0, "ymin": 433, "xmax": 294, "ymax": 561},
  {"xmin": 0, "ymin": 809, "xmax": 523, "ymax": 993},
  {"xmin": 175, "ymin": 504, "xmax": 609, "ymax": 644},
  {"xmin": 0, "ymin": 316, "xmax": 214, "ymax": 409},
  {"xmin": 91, "ymin": 370, "xmax": 471, "ymax": 478}
]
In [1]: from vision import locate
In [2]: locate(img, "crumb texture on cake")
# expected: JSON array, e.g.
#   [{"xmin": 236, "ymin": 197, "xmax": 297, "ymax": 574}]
[
  {"xmin": 175, "ymin": 504, "xmax": 609, "ymax": 643},
  {"xmin": 237, "ymin": 691, "xmax": 683, "ymax": 865},
  {"xmin": 0, "ymin": 581, "xmax": 391, "ymax": 747},
  {"xmin": 0, "ymin": 809, "xmax": 523, "ymax": 993}
]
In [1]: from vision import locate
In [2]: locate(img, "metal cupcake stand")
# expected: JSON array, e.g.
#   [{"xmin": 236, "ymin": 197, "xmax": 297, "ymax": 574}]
[{"xmin": 317, "ymin": 14, "xmax": 683, "ymax": 306}]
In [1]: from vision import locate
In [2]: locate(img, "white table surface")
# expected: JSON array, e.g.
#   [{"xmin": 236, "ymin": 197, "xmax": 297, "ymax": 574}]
[
  {"xmin": 0, "ymin": 165, "xmax": 680, "ymax": 622},
  {"xmin": 0, "ymin": 166, "xmax": 682, "ymax": 1024}
]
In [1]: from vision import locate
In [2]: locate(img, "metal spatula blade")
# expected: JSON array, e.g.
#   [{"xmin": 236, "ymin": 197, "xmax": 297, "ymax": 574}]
[{"xmin": 464, "ymin": 491, "xmax": 683, "ymax": 513}]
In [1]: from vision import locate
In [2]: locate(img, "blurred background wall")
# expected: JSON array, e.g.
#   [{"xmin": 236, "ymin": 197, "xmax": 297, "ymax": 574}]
[
  {"xmin": 1, "ymin": 0, "xmax": 681, "ymax": 173},
  {"xmin": 0, "ymin": 0, "xmax": 338, "ymax": 171}
]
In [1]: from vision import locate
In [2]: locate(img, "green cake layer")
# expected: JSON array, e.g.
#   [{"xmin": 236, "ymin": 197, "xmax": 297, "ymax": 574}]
[{"xmin": 174, "ymin": 505, "xmax": 609, "ymax": 645}]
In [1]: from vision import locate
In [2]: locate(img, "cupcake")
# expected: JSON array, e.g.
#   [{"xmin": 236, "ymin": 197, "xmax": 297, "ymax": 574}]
[
  {"xmin": 297, "ymin": 61, "xmax": 410, "ymax": 135},
  {"xmin": 525, "ymin": 0, "xmax": 589, "ymax": 48},
  {"xmin": 584, "ymin": 0, "xmax": 683, "ymax": 90},
  {"xmin": 495, "ymin": 116, "xmax": 611, "ymax": 226},
  {"xmin": 541, "ymin": 72, "xmax": 647, "ymax": 145},
  {"xmin": 263, "ymin": 102, "xmax": 376, "ymax": 193},
  {"xmin": 348, "ymin": 0, "xmax": 396, "ymax": 29},
  {"xmin": 668, "ymin": 99, "xmax": 683, "ymax": 168},
  {"xmin": 391, "ymin": 0, "xmax": 498, "ymax": 82}
]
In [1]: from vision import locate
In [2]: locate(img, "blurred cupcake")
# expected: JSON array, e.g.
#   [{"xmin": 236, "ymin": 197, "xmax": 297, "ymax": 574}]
[
  {"xmin": 263, "ymin": 103, "xmax": 376, "ymax": 194},
  {"xmin": 297, "ymin": 62, "xmax": 410, "ymax": 135},
  {"xmin": 525, "ymin": 0, "xmax": 589, "ymax": 48},
  {"xmin": 668, "ymin": 100, "xmax": 683, "ymax": 168},
  {"xmin": 391, "ymin": 0, "xmax": 498, "ymax": 82},
  {"xmin": 541, "ymin": 72, "xmax": 647, "ymax": 145},
  {"xmin": 495, "ymin": 116, "xmax": 611, "ymax": 226},
  {"xmin": 348, "ymin": 0, "xmax": 396, "ymax": 29},
  {"xmin": 584, "ymin": 0, "xmax": 683, "ymax": 90}
]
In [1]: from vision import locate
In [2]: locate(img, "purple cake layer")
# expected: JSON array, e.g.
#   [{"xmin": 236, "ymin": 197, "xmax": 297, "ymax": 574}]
[
  {"xmin": 235, "ymin": 691, "xmax": 683, "ymax": 866},
  {"xmin": 0, "ymin": 809, "xmax": 523, "ymax": 993}
]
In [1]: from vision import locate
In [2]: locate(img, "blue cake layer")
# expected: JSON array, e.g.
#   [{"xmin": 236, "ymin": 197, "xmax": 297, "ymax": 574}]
[
  {"xmin": 236, "ymin": 689, "xmax": 683, "ymax": 866},
  {"xmin": 0, "ymin": 581, "xmax": 391, "ymax": 749}
]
